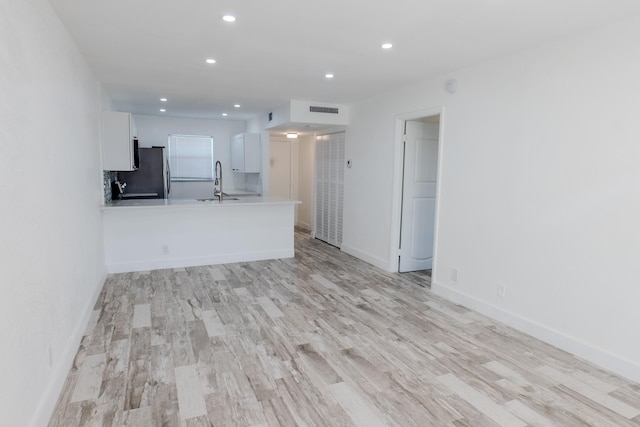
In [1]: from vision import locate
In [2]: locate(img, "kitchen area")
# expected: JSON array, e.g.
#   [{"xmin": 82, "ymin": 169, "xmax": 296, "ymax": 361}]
[
  {"xmin": 102, "ymin": 112, "xmax": 262, "ymax": 203},
  {"xmin": 101, "ymin": 111, "xmax": 300, "ymax": 273}
]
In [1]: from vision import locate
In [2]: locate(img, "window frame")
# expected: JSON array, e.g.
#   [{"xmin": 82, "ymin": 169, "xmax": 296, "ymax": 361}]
[{"xmin": 167, "ymin": 134, "xmax": 215, "ymax": 181}]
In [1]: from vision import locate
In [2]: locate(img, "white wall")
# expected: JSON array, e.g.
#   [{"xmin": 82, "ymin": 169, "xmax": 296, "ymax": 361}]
[
  {"xmin": 297, "ymin": 135, "xmax": 315, "ymax": 231},
  {"xmin": 0, "ymin": 1, "xmax": 106, "ymax": 426},
  {"xmin": 132, "ymin": 114, "xmax": 246, "ymax": 198},
  {"xmin": 342, "ymin": 16, "xmax": 640, "ymax": 382}
]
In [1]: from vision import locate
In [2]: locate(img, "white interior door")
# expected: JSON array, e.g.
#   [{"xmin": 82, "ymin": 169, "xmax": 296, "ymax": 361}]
[
  {"xmin": 399, "ymin": 119, "xmax": 439, "ymax": 272},
  {"xmin": 269, "ymin": 140, "xmax": 292, "ymax": 199}
]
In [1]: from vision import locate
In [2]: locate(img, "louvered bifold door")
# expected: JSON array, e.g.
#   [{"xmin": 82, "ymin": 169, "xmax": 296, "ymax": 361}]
[
  {"xmin": 314, "ymin": 132, "xmax": 345, "ymax": 248},
  {"xmin": 315, "ymin": 135, "xmax": 328, "ymax": 243}
]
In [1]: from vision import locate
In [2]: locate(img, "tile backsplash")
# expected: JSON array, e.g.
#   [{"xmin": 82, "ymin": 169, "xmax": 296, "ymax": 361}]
[{"xmin": 103, "ymin": 171, "xmax": 117, "ymax": 203}]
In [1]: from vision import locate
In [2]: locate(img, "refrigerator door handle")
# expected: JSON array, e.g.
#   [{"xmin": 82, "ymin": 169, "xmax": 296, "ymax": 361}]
[{"xmin": 166, "ymin": 159, "xmax": 171, "ymax": 195}]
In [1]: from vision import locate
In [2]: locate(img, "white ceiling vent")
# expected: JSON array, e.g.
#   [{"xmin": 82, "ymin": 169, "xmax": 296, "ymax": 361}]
[
  {"xmin": 265, "ymin": 100, "xmax": 349, "ymax": 130},
  {"xmin": 309, "ymin": 106, "xmax": 339, "ymax": 114}
]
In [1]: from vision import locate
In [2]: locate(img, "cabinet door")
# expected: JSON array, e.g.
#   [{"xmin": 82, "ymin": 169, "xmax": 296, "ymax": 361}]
[
  {"xmin": 231, "ymin": 134, "xmax": 245, "ymax": 172},
  {"xmin": 102, "ymin": 112, "xmax": 136, "ymax": 171},
  {"xmin": 231, "ymin": 133, "xmax": 261, "ymax": 173}
]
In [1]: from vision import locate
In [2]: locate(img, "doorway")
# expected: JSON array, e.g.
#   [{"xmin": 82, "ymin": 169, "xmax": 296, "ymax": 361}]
[
  {"xmin": 314, "ymin": 131, "xmax": 345, "ymax": 248},
  {"xmin": 269, "ymin": 139, "xmax": 293, "ymax": 199},
  {"xmin": 396, "ymin": 112, "xmax": 442, "ymax": 274}
]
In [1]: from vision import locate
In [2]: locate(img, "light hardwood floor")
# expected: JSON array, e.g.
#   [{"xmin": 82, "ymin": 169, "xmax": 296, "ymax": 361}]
[{"xmin": 49, "ymin": 230, "xmax": 640, "ymax": 426}]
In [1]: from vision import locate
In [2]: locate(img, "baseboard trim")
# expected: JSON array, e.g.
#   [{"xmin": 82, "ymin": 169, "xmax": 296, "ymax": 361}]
[
  {"xmin": 106, "ymin": 249, "xmax": 295, "ymax": 274},
  {"xmin": 340, "ymin": 244, "xmax": 391, "ymax": 271},
  {"xmin": 296, "ymin": 221, "xmax": 312, "ymax": 231},
  {"xmin": 31, "ymin": 271, "xmax": 108, "ymax": 427},
  {"xmin": 431, "ymin": 281, "xmax": 640, "ymax": 384}
]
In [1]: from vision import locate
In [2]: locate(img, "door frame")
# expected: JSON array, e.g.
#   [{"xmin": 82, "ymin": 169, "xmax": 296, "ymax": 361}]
[
  {"xmin": 311, "ymin": 127, "xmax": 346, "ymax": 240},
  {"xmin": 312, "ymin": 130, "xmax": 346, "ymax": 246},
  {"xmin": 269, "ymin": 136, "xmax": 298, "ymax": 224},
  {"xmin": 389, "ymin": 106, "xmax": 446, "ymax": 274}
]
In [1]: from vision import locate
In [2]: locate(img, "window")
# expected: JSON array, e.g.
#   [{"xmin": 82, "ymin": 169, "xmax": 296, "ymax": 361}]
[{"xmin": 168, "ymin": 134, "xmax": 214, "ymax": 181}]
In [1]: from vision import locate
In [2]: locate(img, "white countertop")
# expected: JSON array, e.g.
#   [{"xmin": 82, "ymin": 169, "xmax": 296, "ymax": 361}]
[
  {"xmin": 223, "ymin": 190, "xmax": 262, "ymax": 196},
  {"xmin": 102, "ymin": 197, "xmax": 300, "ymax": 210}
]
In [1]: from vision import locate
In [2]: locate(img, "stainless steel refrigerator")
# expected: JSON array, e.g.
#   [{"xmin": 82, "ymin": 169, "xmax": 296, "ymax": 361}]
[{"xmin": 117, "ymin": 147, "xmax": 170, "ymax": 199}]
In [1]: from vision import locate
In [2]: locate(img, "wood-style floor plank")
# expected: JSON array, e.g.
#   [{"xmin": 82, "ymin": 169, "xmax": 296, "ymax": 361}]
[{"xmin": 48, "ymin": 230, "xmax": 640, "ymax": 426}]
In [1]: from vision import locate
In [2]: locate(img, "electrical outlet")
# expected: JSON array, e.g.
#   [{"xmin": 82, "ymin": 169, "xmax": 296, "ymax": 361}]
[
  {"xmin": 497, "ymin": 284, "xmax": 506, "ymax": 299},
  {"xmin": 162, "ymin": 245, "xmax": 169, "ymax": 255},
  {"xmin": 451, "ymin": 268, "xmax": 458, "ymax": 283}
]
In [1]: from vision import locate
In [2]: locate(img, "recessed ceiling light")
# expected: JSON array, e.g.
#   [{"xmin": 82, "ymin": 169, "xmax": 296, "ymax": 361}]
[
  {"xmin": 222, "ymin": 113, "xmax": 228, "ymax": 117},
  {"xmin": 286, "ymin": 132, "xmax": 298, "ymax": 139},
  {"xmin": 381, "ymin": 42, "xmax": 393, "ymax": 49},
  {"xmin": 159, "ymin": 109, "xmax": 166, "ymax": 112},
  {"xmin": 234, "ymin": 104, "xmax": 241, "ymax": 108},
  {"xmin": 325, "ymin": 73, "xmax": 334, "ymax": 79},
  {"xmin": 206, "ymin": 58, "xmax": 216, "ymax": 64},
  {"xmin": 160, "ymin": 97, "xmax": 168, "ymax": 102},
  {"xmin": 222, "ymin": 14, "xmax": 236, "ymax": 22}
]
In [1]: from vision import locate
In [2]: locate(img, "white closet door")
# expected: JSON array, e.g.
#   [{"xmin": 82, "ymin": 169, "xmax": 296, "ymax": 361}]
[
  {"xmin": 315, "ymin": 132, "xmax": 345, "ymax": 248},
  {"xmin": 315, "ymin": 136, "xmax": 328, "ymax": 242}
]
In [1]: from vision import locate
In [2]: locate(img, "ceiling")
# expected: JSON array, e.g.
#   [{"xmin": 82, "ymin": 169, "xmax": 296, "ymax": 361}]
[{"xmin": 50, "ymin": 0, "xmax": 640, "ymax": 124}]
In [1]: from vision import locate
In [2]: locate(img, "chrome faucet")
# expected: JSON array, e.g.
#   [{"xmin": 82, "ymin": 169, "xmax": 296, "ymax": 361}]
[{"xmin": 214, "ymin": 160, "xmax": 223, "ymax": 201}]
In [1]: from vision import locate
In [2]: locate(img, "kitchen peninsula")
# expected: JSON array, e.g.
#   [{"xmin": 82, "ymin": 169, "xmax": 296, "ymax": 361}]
[{"xmin": 102, "ymin": 197, "xmax": 300, "ymax": 273}]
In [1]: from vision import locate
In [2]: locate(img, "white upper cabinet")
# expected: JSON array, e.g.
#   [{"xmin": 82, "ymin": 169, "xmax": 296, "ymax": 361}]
[
  {"xmin": 231, "ymin": 133, "xmax": 260, "ymax": 173},
  {"xmin": 101, "ymin": 112, "xmax": 138, "ymax": 171}
]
